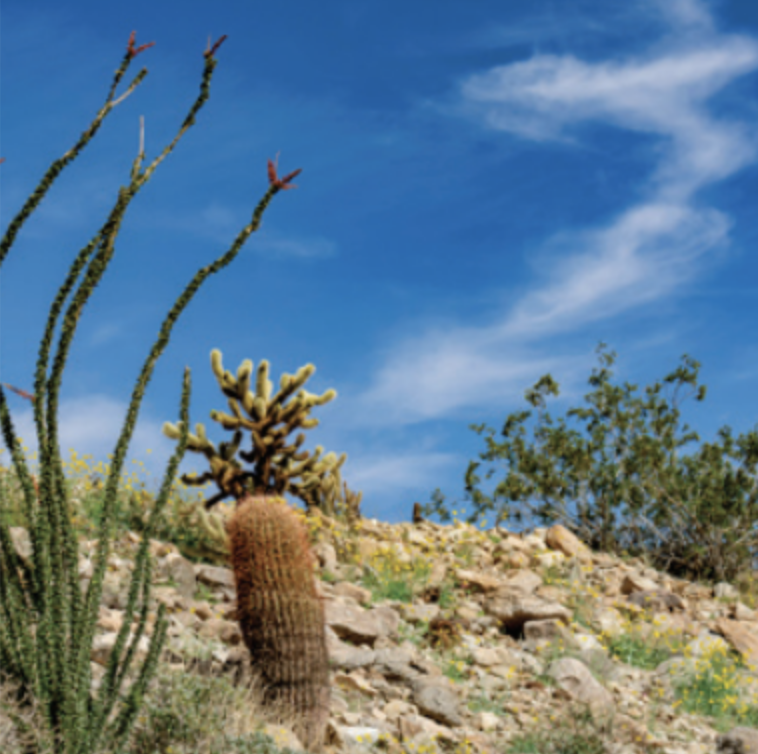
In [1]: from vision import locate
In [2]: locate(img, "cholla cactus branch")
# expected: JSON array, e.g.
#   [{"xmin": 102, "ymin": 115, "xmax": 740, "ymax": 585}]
[{"xmin": 164, "ymin": 349, "xmax": 363, "ymax": 524}]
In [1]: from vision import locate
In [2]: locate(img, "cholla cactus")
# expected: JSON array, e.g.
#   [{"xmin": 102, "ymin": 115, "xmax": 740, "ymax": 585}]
[
  {"xmin": 162, "ymin": 350, "xmax": 359, "ymax": 752},
  {"xmin": 302, "ymin": 458, "xmax": 363, "ymax": 525},
  {"xmin": 163, "ymin": 350, "xmax": 361, "ymax": 518}
]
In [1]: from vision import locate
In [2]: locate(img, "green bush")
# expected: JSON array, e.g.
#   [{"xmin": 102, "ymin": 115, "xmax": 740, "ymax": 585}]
[{"xmin": 423, "ymin": 341, "xmax": 758, "ymax": 585}]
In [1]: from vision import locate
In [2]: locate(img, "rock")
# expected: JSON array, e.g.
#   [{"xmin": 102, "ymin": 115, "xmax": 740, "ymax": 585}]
[
  {"xmin": 523, "ymin": 617, "xmax": 582, "ymax": 653},
  {"xmin": 409, "ymin": 676, "xmax": 463, "ymax": 727},
  {"xmin": 484, "ymin": 593, "xmax": 573, "ymax": 631},
  {"xmin": 626, "ymin": 589, "xmax": 686, "ymax": 613},
  {"xmin": 2, "ymin": 515, "xmax": 757, "ymax": 754},
  {"xmin": 730, "ymin": 602, "xmax": 758, "ymax": 622},
  {"xmin": 326, "ymin": 599, "xmax": 390, "ymax": 646},
  {"xmin": 163, "ymin": 550, "xmax": 198, "ymax": 601},
  {"xmin": 716, "ymin": 583, "xmax": 741, "ymax": 601},
  {"xmin": 620, "ymin": 572, "xmax": 660, "ymax": 594},
  {"xmin": 714, "ymin": 620, "xmax": 758, "ymax": 667},
  {"xmin": 545, "ymin": 524, "xmax": 594, "ymax": 564},
  {"xmin": 453, "ymin": 569, "xmax": 503, "ymax": 593},
  {"xmin": 546, "ymin": 657, "xmax": 615, "ymax": 729},
  {"xmin": 717, "ymin": 726, "xmax": 758, "ymax": 753}
]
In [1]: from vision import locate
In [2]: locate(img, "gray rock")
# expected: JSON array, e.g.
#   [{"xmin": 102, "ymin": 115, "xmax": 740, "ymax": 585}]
[{"xmin": 716, "ymin": 726, "xmax": 758, "ymax": 754}]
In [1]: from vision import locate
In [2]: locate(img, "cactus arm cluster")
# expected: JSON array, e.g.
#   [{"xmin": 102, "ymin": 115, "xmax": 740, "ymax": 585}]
[
  {"xmin": 302, "ymin": 459, "xmax": 363, "ymax": 525},
  {"xmin": 164, "ymin": 348, "xmax": 366, "ymax": 528},
  {"xmin": 163, "ymin": 350, "xmax": 350, "ymax": 511}
]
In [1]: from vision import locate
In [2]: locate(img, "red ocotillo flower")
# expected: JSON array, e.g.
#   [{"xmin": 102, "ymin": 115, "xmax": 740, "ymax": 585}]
[
  {"xmin": 267, "ymin": 153, "xmax": 302, "ymax": 190},
  {"xmin": 126, "ymin": 30, "xmax": 155, "ymax": 59},
  {"xmin": 204, "ymin": 34, "xmax": 228, "ymax": 58}
]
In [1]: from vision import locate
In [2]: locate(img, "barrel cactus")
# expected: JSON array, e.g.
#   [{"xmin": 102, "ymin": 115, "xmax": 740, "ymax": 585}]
[
  {"xmin": 163, "ymin": 349, "xmax": 353, "ymax": 751},
  {"xmin": 227, "ymin": 493, "xmax": 330, "ymax": 746}
]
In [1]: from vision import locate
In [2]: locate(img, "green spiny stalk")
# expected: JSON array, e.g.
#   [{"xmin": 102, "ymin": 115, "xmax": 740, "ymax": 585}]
[
  {"xmin": 0, "ymin": 32, "xmax": 150, "ymax": 268},
  {"xmin": 0, "ymin": 29, "xmax": 302, "ymax": 754}
]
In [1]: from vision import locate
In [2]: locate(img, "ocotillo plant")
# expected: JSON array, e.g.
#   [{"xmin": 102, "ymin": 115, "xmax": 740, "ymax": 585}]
[
  {"xmin": 0, "ymin": 31, "xmax": 304, "ymax": 754},
  {"xmin": 162, "ymin": 349, "xmax": 345, "ymax": 752}
]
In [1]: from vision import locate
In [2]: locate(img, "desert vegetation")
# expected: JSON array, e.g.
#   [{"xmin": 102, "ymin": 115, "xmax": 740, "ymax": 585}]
[
  {"xmin": 422, "ymin": 340, "xmax": 758, "ymax": 588},
  {"xmin": 2, "ymin": 459, "xmax": 758, "ymax": 752},
  {"xmin": 2, "ymin": 29, "xmax": 758, "ymax": 754}
]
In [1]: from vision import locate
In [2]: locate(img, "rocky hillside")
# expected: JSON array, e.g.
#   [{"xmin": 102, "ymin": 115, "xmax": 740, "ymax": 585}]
[{"xmin": 3, "ymin": 507, "xmax": 758, "ymax": 754}]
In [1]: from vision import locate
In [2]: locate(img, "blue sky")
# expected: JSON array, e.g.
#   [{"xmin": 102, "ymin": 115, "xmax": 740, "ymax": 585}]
[{"xmin": 2, "ymin": 0, "xmax": 758, "ymax": 536}]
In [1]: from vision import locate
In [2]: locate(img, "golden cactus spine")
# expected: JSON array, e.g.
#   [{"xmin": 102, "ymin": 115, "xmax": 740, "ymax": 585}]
[{"xmin": 227, "ymin": 494, "xmax": 329, "ymax": 749}]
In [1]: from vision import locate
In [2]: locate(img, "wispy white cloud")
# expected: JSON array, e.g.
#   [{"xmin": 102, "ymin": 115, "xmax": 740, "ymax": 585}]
[
  {"xmin": 340, "ymin": 0, "xmax": 758, "ymax": 430},
  {"xmin": 501, "ymin": 203, "xmax": 732, "ymax": 338},
  {"xmin": 252, "ymin": 230, "xmax": 338, "ymax": 260},
  {"xmin": 459, "ymin": 45, "xmax": 757, "ymax": 165},
  {"xmin": 331, "ymin": 335, "xmax": 593, "ymax": 430},
  {"xmin": 345, "ymin": 450, "xmax": 461, "ymax": 495},
  {"xmin": 657, "ymin": 0, "xmax": 715, "ymax": 32}
]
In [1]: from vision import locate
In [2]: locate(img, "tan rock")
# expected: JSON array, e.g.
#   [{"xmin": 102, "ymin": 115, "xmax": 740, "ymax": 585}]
[
  {"xmin": 547, "ymin": 657, "xmax": 615, "ymax": 730},
  {"xmin": 545, "ymin": 524, "xmax": 594, "ymax": 564},
  {"xmin": 453, "ymin": 569, "xmax": 503, "ymax": 593},
  {"xmin": 715, "ymin": 619, "xmax": 758, "ymax": 668}
]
